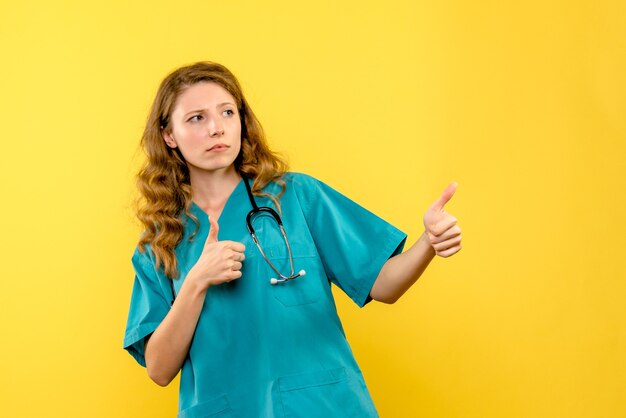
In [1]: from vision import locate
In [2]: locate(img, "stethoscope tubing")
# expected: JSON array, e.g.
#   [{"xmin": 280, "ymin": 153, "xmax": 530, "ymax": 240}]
[
  {"xmin": 243, "ymin": 176, "xmax": 305, "ymax": 283},
  {"xmin": 169, "ymin": 175, "xmax": 305, "ymax": 305}
]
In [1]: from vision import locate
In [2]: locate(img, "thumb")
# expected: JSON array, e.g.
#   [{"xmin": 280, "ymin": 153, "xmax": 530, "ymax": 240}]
[
  {"xmin": 206, "ymin": 216, "xmax": 219, "ymax": 244},
  {"xmin": 430, "ymin": 182, "xmax": 458, "ymax": 211}
]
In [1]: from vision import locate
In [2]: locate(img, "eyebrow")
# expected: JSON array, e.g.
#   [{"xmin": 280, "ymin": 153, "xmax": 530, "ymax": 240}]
[{"xmin": 183, "ymin": 103, "xmax": 236, "ymax": 118}]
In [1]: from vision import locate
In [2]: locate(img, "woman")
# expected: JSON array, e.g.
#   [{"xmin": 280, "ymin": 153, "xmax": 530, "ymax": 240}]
[{"xmin": 123, "ymin": 61, "xmax": 462, "ymax": 417}]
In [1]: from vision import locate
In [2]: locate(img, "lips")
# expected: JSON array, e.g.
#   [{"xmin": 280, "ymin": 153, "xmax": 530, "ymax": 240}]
[{"xmin": 208, "ymin": 144, "xmax": 229, "ymax": 151}]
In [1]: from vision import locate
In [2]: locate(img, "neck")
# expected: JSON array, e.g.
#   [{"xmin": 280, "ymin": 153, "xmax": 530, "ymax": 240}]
[{"xmin": 189, "ymin": 166, "xmax": 242, "ymax": 216}]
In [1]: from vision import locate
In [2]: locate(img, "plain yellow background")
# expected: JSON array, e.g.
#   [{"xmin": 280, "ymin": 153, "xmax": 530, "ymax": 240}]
[{"xmin": 1, "ymin": 1, "xmax": 625, "ymax": 417}]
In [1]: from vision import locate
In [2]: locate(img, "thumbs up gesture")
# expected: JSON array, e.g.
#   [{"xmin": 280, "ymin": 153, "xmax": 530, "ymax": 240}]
[
  {"xmin": 188, "ymin": 216, "xmax": 246, "ymax": 289},
  {"xmin": 423, "ymin": 182, "xmax": 462, "ymax": 258}
]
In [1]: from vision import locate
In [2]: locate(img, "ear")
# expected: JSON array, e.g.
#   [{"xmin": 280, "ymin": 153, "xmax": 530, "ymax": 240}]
[{"xmin": 162, "ymin": 130, "xmax": 178, "ymax": 149}]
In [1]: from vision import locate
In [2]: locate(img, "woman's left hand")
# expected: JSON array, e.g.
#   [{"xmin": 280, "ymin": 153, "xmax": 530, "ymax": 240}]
[{"xmin": 423, "ymin": 182, "xmax": 462, "ymax": 258}]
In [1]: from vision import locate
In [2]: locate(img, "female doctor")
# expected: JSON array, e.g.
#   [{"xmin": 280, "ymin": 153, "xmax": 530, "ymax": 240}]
[{"xmin": 123, "ymin": 61, "xmax": 462, "ymax": 418}]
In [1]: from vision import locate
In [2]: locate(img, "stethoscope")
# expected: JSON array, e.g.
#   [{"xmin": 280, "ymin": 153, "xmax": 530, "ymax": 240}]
[
  {"xmin": 243, "ymin": 176, "xmax": 306, "ymax": 285},
  {"xmin": 169, "ymin": 176, "xmax": 306, "ymax": 305}
]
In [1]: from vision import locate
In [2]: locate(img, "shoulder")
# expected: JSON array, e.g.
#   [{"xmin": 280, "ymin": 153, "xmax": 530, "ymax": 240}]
[
  {"xmin": 268, "ymin": 172, "xmax": 325, "ymax": 213},
  {"xmin": 276, "ymin": 172, "xmax": 347, "ymax": 214},
  {"xmin": 280, "ymin": 171, "xmax": 326, "ymax": 192},
  {"xmin": 131, "ymin": 242, "xmax": 156, "ymax": 270}
]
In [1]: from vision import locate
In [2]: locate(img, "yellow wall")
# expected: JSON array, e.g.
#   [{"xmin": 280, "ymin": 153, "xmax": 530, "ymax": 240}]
[{"xmin": 1, "ymin": 1, "xmax": 625, "ymax": 417}]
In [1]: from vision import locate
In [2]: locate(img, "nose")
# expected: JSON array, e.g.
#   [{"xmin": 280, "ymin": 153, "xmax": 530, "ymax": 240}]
[{"xmin": 208, "ymin": 117, "xmax": 224, "ymax": 137}]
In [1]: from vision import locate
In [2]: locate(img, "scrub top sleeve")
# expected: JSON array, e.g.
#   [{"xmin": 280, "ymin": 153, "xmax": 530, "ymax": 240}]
[
  {"xmin": 295, "ymin": 174, "xmax": 408, "ymax": 307},
  {"xmin": 122, "ymin": 247, "xmax": 171, "ymax": 367}
]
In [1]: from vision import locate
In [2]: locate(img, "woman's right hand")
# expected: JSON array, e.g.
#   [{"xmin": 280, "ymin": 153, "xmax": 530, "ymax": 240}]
[{"xmin": 188, "ymin": 216, "xmax": 246, "ymax": 289}]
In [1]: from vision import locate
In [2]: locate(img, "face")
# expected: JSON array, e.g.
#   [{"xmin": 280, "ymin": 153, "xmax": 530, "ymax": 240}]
[{"xmin": 163, "ymin": 81, "xmax": 242, "ymax": 175}]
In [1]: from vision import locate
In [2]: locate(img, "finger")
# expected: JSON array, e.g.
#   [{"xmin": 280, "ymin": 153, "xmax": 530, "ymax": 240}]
[
  {"xmin": 436, "ymin": 244, "xmax": 462, "ymax": 258},
  {"xmin": 430, "ymin": 225, "xmax": 461, "ymax": 244},
  {"xmin": 228, "ymin": 270, "xmax": 243, "ymax": 280},
  {"xmin": 206, "ymin": 216, "xmax": 219, "ymax": 244},
  {"xmin": 231, "ymin": 261, "xmax": 242, "ymax": 271},
  {"xmin": 222, "ymin": 248, "xmax": 245, "ymax": 263},
  {"xmin": 222, "ymin": 241, "xmax": 246, "ymax": 253},
  {"xmin": 230, "ymin": 251, "xmax": 246, "ymax": 262},
  {"xmin": 432, "ymin": 235, "xmax": 462, "ymax": 252},
  {"xmin": 428, "ymin": 216, "xmax": 458, "ymax": 237},
  {"xmin": 430, "ymin": 182, "xmax": 458, "ymax": 212}
]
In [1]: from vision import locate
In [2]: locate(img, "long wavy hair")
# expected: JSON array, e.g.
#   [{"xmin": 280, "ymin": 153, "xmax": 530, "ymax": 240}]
[{"xmin": 135, "ymin": 61, "xmax": 288, "ymax": 280}]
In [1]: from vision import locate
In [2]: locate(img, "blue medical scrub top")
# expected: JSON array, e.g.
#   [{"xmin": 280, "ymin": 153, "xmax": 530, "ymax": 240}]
[{"xmin": 123, "ymin": 172, "xmax": 407, "ymax": 418}]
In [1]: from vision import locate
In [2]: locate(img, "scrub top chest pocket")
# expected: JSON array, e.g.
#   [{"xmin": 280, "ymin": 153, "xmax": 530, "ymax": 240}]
[
  {"xmin": 261, "ymin": 241, "xmax": 324, "ymax": 307},
  {"xmin": 246, "ymin": 195, "xmax": 325, "ymax": 308}
]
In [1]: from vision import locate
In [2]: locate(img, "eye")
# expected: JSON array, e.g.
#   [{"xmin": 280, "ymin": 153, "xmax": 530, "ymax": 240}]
[
  {"xmin": 188, "ymin": 114, "xmax": 203, "ymax": 122},
  {"xmin": 223, "ymin": 109, "xmax": 235, "ymax": 116}
]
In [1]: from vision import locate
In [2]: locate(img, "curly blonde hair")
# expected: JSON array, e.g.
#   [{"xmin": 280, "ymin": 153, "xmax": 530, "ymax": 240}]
[{"xmin": 135, "ymin": 61, "xmax": 288, "ymax": 280}]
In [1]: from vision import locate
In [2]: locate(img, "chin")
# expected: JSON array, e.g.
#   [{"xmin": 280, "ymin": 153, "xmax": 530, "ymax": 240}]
[{"xmin": 189, "ymin": 160, "xmax": 237, "ymax": 173}]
